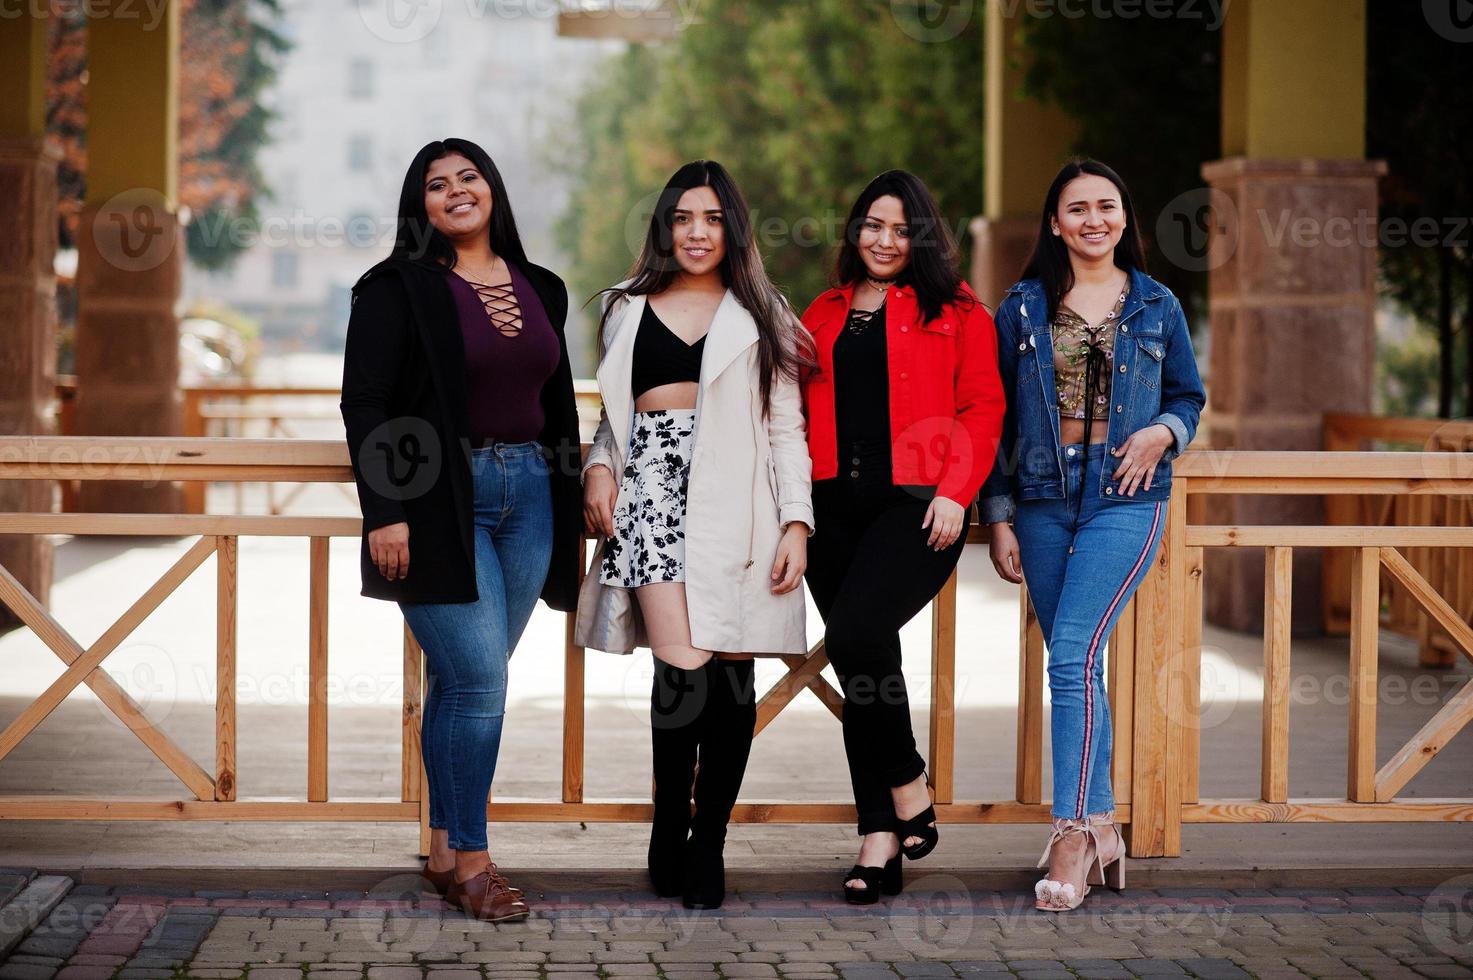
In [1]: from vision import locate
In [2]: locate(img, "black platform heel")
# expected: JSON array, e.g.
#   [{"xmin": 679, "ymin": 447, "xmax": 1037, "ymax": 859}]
[
  {"xmin": 895, "ymin": 776, "xmax": 939, "ymax": 861},
  {"xmin": 842, "ymin": 855, "xmax": 903, "ymax": 905}
]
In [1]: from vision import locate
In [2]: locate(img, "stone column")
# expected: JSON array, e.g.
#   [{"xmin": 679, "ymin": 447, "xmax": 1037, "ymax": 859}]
[
  {"xmin": 0, "ymin": 137, "xmax": 62, "ymax": 626},
  {"xmin": 0, "ymin": 10, "xmax": 59, "ymax": 627},
  {"xmin": 1201, "ymin": 158, "xmax": 1385, "ymax": 632},
  {"xmin": 1202, "ymin": 0, "xmax": 1380, "ymax": 633},
  {"xmin": 75, "ymin": 0, "xmax": 184, "ymax": 513}
]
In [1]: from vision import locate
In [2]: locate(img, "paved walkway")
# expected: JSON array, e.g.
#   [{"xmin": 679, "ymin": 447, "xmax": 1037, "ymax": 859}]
[{"xmin": 2, "ymin": 870, "xmax": 1472, "ymax": 980}]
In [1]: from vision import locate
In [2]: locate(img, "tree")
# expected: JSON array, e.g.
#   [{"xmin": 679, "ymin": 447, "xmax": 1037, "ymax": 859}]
[
  {"xmin": 1014, "ymin": 2, "xmax": 1221, "ymax": 323},
  {"xmin": 552, "ymin": 0, "xmax": 985, "ymax": 365},
  {"xmin": 45, "ymin": 0, "xmax": 290, "ymax": 270},
  {"xmin": 1367, "ymin": 0, "xmax": 1473, "ymax": 419}
]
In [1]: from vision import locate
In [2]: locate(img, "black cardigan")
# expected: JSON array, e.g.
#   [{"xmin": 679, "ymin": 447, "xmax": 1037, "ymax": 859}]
[{"xmin": 339, "ymin": 256, "xmax": 582, "ymax": 610}]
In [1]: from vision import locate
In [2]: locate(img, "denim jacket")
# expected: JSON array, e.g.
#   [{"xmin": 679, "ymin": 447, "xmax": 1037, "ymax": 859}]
[{"xmin": 978, "ymin": 267, "xmax": 1206, "ymax": 524}]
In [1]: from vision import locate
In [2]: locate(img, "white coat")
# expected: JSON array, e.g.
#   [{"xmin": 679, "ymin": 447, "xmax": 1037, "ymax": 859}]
[{"xmin": 573, "ymin": 287, "xmax": 814, "ymax": 656}]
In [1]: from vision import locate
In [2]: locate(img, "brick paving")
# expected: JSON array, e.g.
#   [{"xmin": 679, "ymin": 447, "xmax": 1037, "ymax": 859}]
[{"xmin": 2, "ymin": 875, "xmax": 1472, "ymax": 980}]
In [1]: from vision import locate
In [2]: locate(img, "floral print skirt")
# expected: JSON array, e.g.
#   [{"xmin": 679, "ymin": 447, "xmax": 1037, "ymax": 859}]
[{"xmin": 598, "ymin": 408, "xmax": 696, "ymax": 588}]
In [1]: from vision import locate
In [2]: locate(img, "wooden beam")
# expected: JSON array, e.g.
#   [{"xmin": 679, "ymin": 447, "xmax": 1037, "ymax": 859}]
[
  {"xmin": 0, "ymin": 558, "xmax": 215, "ymax": 799},
  {"xmin": 1188, "ymin": 526, "xmax": 1473, "ymax": 548},
  {"xmin": 1379, "ymin": 547, "xmax": 1473, "ymax": 664},
  {"xmin": 1016, "ymin": 585, "xmax": 1043, "ymax": 805},
  {"xmin": 216, "ymin": 535, "xmax": 237, "ymax": 801},
  {"xmin": 1375, "ymin": 680, "xmax": 1473, "ymax": 802},
  {"xmin": 929, "ymin": 568, "xmax": 958, "ymax": 805},
  {"xmin": 1347, "ymin": 547, "xmax": 1380, "ymax": 802},
  {"xmin": 1184, "ymin": 799, "xmax": 1473, "ymax": 823},
  {"xmin": 563, "ymin": 539, "xmax": 586, "ymax": 805},
  {"xmin": 307, "ymin": 536, "xmax": 329, "ymax": 803},
  {"xmin": 0, "ymin": 538, "xmax": 217, "ymax": 800},
  {"xmin": 1262, "ymin": 546, "xmax": 1293, "ymax": 804}
]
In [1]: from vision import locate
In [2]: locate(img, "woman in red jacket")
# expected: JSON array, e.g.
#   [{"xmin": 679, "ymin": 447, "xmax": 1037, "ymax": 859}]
[{"xmin": 800, "ymin": 170, "xmax": 1005, "ymax": 903}]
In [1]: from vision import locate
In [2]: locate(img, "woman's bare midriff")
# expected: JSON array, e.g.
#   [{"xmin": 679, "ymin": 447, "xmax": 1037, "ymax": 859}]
[
  {"xmin": 635, "ymin": 381, "xmax": 699, "ymax": 413},
  {"xmin": 1060, "ymin": 417, "xmax": 1110, "ymax": 446}
]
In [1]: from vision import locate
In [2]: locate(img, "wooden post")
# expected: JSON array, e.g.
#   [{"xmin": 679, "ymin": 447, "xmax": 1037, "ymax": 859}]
[
  {"xmin": 1016, "ymin": 584, "xmax": 1043, "ymax": 805},
  {"xmin": 402, "ymin": 622, "xmax": 422, "ymax": 803},
  {"xmin": 1181, "ymin": 545, "xmax": 1204, "ymax": 805},
  {"xmin": 1262, "ymin": 546, "xmax": 1293, "ymax": 803},
  {"xmin": 929, "ymin": 567, "xmax": 957, "ymax": 805},
  {"xmin": 215, "ymin": 535, "xmax": 237, "ymax": 801},
  {"xmin": 563, "ymin": 538, "xmax": 586, "ymax": 804},
  {"xmin": 307, "ymin": 536, "xmax": 329, "ymax": 803},
  {"xmin": 1127, "ymin": 482, "xmax": 1187, "ymax": 857},
  {"xmin": 1347, "ymin": 546, "xmax": 1380, "ymax": 802}
]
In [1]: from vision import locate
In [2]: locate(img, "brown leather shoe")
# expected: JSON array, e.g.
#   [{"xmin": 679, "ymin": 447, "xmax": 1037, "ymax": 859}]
[
  {"xmin": 447, "ymin": 868, "xmax": 531, "ymax": 922},
  {"xmin": 419, "ymin": 862, "xmax": 455, "ymax": 897},
  {"xmin": 422, "ymin": 861, "xmax": 522, "ymax": 899}
]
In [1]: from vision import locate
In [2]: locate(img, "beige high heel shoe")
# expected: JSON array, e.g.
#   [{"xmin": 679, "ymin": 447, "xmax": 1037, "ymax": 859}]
[{"xmin": 1033, "ymin": 812, "xmax": 1126, "ymax": 911}]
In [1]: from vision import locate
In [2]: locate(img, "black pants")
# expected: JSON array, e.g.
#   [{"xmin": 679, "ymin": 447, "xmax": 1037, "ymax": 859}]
[{"xmin": 804, "ymin": 441, "xmax": 966, "ymax": 836}]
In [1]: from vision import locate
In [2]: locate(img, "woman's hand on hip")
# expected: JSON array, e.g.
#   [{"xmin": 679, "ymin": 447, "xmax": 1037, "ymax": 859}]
[
  {"xmin": 922, "ymin": 495, "xmax": 966, "ymax": 551},
  {"xmin": 770, "ymin": 522, "xmax": 808, "ymax": 595},
  {"xmin": 582, "ymin": 464, "xmax": 618, "ymax": 537},
  {"xmin": 988, "ymin": 521, "xmax": 1024, "ymax": 584},
  {"xmin": 368, "ymin": 522, "xmax": 410, "ymax": 581},
  {"xmin": 1111, "ymin": 423, "xmax": 1175, "ymax": 496}
]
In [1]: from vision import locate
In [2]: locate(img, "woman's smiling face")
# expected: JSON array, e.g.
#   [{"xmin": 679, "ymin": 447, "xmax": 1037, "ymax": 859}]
[
  {"xmin": 424, "ymin": 152, "xmax": 491, "ymax": 241},
  {"xmin": 1052, "ymin": 173, "xmax": 1125, "ymax": 262},
  {"xmin": 857, "ymin": 194, "xmax": 911, "ymax": 280},
  {"xmin": 668, "ymin": 185, "xmax": 726, "ymax": 277}
]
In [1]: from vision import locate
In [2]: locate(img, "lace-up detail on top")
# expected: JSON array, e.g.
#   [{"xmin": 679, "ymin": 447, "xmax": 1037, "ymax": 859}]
[{"xmin": 465, "ymin": 278, "xmax": 523, "ymax": 337}]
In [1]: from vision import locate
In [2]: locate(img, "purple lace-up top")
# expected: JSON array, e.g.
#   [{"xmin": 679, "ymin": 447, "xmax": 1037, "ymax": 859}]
[{"xmin": 444, "ymin": 261, "xmax": 560, "ymax": 448}]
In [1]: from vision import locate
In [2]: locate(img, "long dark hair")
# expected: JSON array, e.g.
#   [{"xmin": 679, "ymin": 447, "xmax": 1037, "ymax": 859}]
[
  {"xmin": 1022, "ymin": 159, "xmax": 1147, "ymax": 321},
  {"xmin": 598, "ymin": 160, "xmax": 813, "ymax": 416},
  {"xmin": 834, "ymin": 170, "xmax": 968, "ymax": 323},
  {"xmin": 387, "ymin": 138, "xmax": 528, "ymax": 270}
]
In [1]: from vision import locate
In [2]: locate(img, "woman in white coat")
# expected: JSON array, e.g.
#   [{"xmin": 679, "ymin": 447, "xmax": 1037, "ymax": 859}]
[{"xmin": 576, "ymin": 160, "xmax": 814, "ymax": 910}]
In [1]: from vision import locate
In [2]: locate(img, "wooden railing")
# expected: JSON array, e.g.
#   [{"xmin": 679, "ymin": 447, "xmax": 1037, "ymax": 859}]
[
  {"xmin": 1323, "ymin": 413, "xmax": 1473, "ymax": 667},
  {"xmin": 0, "ymin": 437, "xmax": 1469, "ymax": 861}
]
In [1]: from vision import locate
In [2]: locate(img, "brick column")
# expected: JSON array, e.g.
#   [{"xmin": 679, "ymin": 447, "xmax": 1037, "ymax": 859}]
[
  {"xmin": 0, "ymin": 137, "xmax": 62, "ymax": 626},
  {"xmin": 1200, "ymin": 157, "xmax": 1386, "ymax": 632},
  {"xmin": 75, "ymin": 196, "xmax": 185, "ymax": 513}
]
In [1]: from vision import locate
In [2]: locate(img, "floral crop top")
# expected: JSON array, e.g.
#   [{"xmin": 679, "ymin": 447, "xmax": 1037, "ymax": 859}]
[{"xmin": 1052, "ymin": 285, "xmax": 1127, "ymax": 422}]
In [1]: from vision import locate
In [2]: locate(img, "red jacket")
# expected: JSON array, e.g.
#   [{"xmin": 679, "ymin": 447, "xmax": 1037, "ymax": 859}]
[{"xmin": 800, "ymin": 281, "xmax": 1005, "ymax": 508}]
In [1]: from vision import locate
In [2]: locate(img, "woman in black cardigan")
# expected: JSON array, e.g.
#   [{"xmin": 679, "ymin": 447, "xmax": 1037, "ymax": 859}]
[{"xmin": 340, "ymin": 138, "xmax": 580, "ymax": 922}]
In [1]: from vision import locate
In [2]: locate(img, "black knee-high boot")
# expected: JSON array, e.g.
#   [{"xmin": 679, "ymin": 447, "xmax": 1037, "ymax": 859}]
[
  {"xmin": 648, "ymin": 659, "xmax": 708, "ymax": 898},
  {"xmin": 683, "ymin": 658, "xmax": 756, "ymax": 910}
]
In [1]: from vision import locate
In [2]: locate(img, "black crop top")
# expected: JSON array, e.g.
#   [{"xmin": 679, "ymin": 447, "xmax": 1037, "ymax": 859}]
[{"xmin": 631, "ymin": 300, "xmax": 705, "ymax": 398}]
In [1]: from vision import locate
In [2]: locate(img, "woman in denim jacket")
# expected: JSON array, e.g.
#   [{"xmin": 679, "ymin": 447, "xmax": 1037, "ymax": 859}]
[{"xmin": 978, "ymin": 160, "xmax": 1205, "ymax": 912}]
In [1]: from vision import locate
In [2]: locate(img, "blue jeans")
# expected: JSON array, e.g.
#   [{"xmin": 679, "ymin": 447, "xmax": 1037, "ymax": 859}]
[
  {"xmin": 1012, "ymin": 442, "xmax": 1165, "ymax": 821},
  {"xmin": 398, "ymin": 441, "xmax": 553, "ymax": 851}
]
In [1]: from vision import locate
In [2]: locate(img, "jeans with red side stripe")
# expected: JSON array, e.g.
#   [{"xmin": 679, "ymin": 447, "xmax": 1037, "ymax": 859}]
[{"xmin": 1012, "ymin": 441, "xmax": 1166, "ymax": 821}]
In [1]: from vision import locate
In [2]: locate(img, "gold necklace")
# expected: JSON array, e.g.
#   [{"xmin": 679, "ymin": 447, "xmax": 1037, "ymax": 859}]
[{"xmin": 456, "ymin": 254, "xmax": 503, "ymax": 285}]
